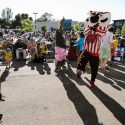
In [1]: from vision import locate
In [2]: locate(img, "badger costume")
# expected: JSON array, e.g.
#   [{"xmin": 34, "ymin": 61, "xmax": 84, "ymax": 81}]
[{"xmin": 76, "ymin": 11, "xmax": 111, "ymax": 88}]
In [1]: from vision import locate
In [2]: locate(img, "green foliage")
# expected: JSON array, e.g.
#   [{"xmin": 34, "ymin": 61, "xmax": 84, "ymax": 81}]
[
  {"xmin": 41, "ymin": 25, "xmax": 47, "ymax": 32},
  {"xmin": 0, "ymin": 10, "xmax": 32, "ymax": 29},
  {"xmin": 29, "ymin": 17, "xmax": 33, "ymax": 21},
  {"xmin": 38, "ymin": 12, "xmax": 53, "ymax": 22},
  {"xmin": 12, "ymin": 14, "xmax": 22, "ymax": 28},
  {"xmin": 0, "ymin": 18, "xmax": 7, "ymax": 28},
  {"xmin": 0, "ymin": 7, "xmax": 13, "ymax": 28},
  {"xmin": 73, "ymin": 23, "xmax": 82, "ymax": 31},
  {"xmin": 12, "ymin": 13, "xmax": 31, "ymax": 29},
  {"xmin": 21, "ymin": 19, "xmax": 34, "ymax": 32},
  {"xmin": 115, "ymin": 28, "xmax": 121, "ymax": 35},
  {"xmin": 21, "ymin": 13, "xmax": 28, "ymax": 20},
  {"xmin": 1, "ymin": 7, "xmax": 13, "ymax": 21},
  {"xmin": 121, "ymin": 25, "xmax": 125, "ymax": 35}
]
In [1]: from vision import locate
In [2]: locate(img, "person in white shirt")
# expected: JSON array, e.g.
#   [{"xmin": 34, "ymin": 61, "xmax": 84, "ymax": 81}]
[{"xmin": 99, "ymin": 26, "xmax": 114, "ymax": 70}]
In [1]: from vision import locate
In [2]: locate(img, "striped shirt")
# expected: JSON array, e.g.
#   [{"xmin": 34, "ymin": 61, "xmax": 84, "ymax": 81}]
[{"xmin": 84, "ymin": 26, "xmax": 107, "ymax": 56}]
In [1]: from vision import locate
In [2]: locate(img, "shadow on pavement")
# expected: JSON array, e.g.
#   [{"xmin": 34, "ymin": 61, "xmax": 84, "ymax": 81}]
[
  {"xmin": 0, "ymin": 69, "xmax": 9, "ymax": 101},
  {"xmin": 43, "ymin": 63, "xmax": 51, "ymax": 75},
  {"xmin": 84, "ymin": 77, "xmax": 125, "ymax": 125},
  {"xmin": 11, "ymin": 60, "xmax": 26, "ymax": 71},
  {"xmin": 61, "ymin": 63, "xmax": 125, "ymax": 124},
  {"xmin": 97, "ymin": 71, "xmax": 122, "ymax": 91},
  {"xmin": 67, "ymin": 61, "xmax": 124, "ymax": 91},
  {"xmin": 0, "ymin": 114, "xmax": 3, "ymax": 123},
  {"xmin": 110, "ymin": 63, "xmax": 125, "ymax": 72},
  {"xmin": 67, "ymin": 61, "xmax": 125, "ymax": 90},
  {"xmin": 67, "ymin": 61, "xmax": 77, "ymax": 68},
  {"xmin": 62, "ymin": 64, "xmax": 86, "ymax": 86},
  {"xmin": 27, "ymin": 61, "xmax": 51, "ymax": 75},
  {"xmin": 59, "ymin": 72, "xmax": 102, "ymax": 125},
  {"xmin": 97, "ymin": 64, "xmax": 125, "ymax": 90},
  {"xmin": 107, "ymin": 67, "xmax": 125, "ymax": 89},
  {"xmin": 0, "ymin": 69, "xmax": 10, "ymax": 82}
]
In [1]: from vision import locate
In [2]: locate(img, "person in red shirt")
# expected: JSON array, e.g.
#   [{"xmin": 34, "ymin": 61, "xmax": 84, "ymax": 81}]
[{"xmin": 76, "ymin": 11, "xmax": 111, "ymax": 88}]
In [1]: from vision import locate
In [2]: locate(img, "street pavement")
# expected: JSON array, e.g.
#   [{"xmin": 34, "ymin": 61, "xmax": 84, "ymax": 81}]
[{"xmin": 0, "ymin": 60, "xmax": 125, "ymax": 125}]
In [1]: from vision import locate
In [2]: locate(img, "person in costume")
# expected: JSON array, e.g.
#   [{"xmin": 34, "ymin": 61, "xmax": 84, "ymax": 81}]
[{"xmin": 76, "ymin": 11, "xmax": 111, "ymax": 88}]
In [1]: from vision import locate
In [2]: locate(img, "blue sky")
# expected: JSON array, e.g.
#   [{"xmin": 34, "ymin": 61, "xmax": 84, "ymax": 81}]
[{"xmin": 0, "ymin": 0, "xmax": 125, "ymax": 22}]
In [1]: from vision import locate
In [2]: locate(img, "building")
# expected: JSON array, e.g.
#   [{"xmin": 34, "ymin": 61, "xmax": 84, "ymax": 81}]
[
  {"xmin": 35, "ymin": 21, "xmax": 58, "ymax": 31},
  {"xmin": 113, "ymin": 19, "xmax": 125, "ymax": 30},
  {"xmin": 35, "ymin": 20, "xmax": 84, "ymax": 31}
]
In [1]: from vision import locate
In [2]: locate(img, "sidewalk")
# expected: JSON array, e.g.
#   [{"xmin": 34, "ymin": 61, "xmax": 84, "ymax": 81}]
[{"xmin": 0, "ymin": 61, "xmax": 125, "ymax": 125}]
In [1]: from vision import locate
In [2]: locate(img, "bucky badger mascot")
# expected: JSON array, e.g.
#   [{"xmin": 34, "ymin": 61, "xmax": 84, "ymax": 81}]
[{"xmin": 76, "ymin": 11, "xmax": 111, "ymax": 88}]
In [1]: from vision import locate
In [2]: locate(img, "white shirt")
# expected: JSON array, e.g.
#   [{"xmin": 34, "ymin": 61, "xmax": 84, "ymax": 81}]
[{"xmin": 102, "ymin": 31, "xmax": 114, "ymax": 45}]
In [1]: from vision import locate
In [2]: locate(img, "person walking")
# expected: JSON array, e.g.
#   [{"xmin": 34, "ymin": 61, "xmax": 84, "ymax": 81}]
[
  {"xmin": 99, "ymin": 26, "xmax": 114, "ymax": 70},
  {"xmin": 54, "ymin": 29, "xmax": 66, "ymax": 75},
  {"xmin": 75, "ymin": 32, "xmax": 85, "ymax": 56},
  {"xmin": 76, "ymin": 24, "xmax": 107, "ymax": 88}
]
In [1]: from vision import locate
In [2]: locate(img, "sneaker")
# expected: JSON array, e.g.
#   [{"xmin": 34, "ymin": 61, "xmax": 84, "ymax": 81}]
[
  {"xmin": 76, "ymin": 70, "xmax": 82, "ymax": 78},
  {"xmin": 90, "ymin": 81, "xmax": 96, "ymax": 89},
  {"xmin": 105, "ymin": 66, "xmax": 109, "ymax": 70},
  {"xmin": 54, "ymin": 69, "xmax": 58, "ymax": 73},
  {"xmin": 54, "ymin": 69, "xmax": 60, "ymax": 76}
]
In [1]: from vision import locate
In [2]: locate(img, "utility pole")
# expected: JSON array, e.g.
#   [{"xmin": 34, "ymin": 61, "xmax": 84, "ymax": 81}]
[{"xmin": 33, "ymin": 12, "xmax": 38, "ymax": 30}]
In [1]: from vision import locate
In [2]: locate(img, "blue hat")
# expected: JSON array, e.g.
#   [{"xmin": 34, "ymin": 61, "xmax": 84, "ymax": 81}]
[{"xmin": 6, "ymin": 48, "xmax": 11, "ymax": 51}]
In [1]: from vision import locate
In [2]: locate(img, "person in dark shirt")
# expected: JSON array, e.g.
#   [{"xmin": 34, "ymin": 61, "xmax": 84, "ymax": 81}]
[
  {"xmin": 54, "ymin": 29, "xmax": 66, "ymax": 74},
  {"xmin": 0, "ymin": 31, "xmax": 3, "ymax": 38},
  {"xmin": 55, "ymin": 29, "xmax": 66, "ymax": 48},
  {"xmin": 119, "ymin": 35, "xmax": 125, "ymax": 48}
]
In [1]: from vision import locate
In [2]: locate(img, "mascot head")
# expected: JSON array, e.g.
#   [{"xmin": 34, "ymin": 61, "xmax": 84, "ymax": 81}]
[{"xmin": 85, "ymin": 11, "xmax": 111, "ymax": 28}]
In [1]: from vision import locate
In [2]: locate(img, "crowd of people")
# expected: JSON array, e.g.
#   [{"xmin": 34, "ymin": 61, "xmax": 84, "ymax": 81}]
[
  {"xmin": 54, "ymin": 26, "xmax": 125, "ymax": 88},
  {"xmin": 0, "ymin": 26, "xmax": 125, "ymax": 88},
  {"xmin": 0, "ymin": 29, "xmax": 55, "ymax": 68}
]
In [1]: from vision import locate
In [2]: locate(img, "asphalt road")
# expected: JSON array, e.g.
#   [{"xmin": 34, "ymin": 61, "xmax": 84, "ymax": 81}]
[{"xmin": 0, "ymin": 60, "xmax": 125, "ymax": 125}]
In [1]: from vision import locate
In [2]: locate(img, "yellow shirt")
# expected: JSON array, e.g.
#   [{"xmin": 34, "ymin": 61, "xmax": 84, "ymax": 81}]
[
  {"xmin": 40, "ymin": 45, "xmax": 46, "ymax": 54},
  {"xmin": 5, "ymin": 51, "xmax": 11, "ymax": 59},
  {"xmin": 113, "ymin": 39, "xmax": 118, "ymax": 49}
]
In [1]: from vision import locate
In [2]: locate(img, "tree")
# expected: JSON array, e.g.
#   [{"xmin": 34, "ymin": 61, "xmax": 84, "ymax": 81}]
[
  {"xmin": 21, "ymin": 13, "xmax": 29, "ymax": 20},
  {"xmin": 1, "ymin": 7, "xmax": 13, "ymax": 21},
  {"xmin": 12, "ymin": 13, "xmax": 31, "ymax": 29},
  {"xmin": 1, "ymin": 7, "xmax": 13, "ymax": 28},
  {"xmin": 0, "ymin": 18, "xmax": 7, "ymax": 28},
  {"xmin": 73, "ymin": 23, "xmax": 82, "ymax": 31},
  {"xmin": 12, "ymin": 14, "xmax": 22, "ymax": 28},
  {"xmin": 121, "ymin": 25, "xmax": 125, "ymax": 36},
  {"xmin": 38, "ymin": 12, "xmax": 53, "ymax": 22},
  {"xmin": 41, "ymin": 25, "xmax": 47, "ymax": 32},
  {"xmin": 21, "ymin": 19, "xmax": 34, "ymax": 32},
  {"xmin": 115, "ymin": 28, "xmax": 121, "ymax": 35},
  {"xmin": 29, "ymin": 17, "xmax": 33, "ymax": 21}
]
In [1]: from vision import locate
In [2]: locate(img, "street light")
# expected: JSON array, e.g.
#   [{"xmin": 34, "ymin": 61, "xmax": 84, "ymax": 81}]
[{"xmin": 33, "ymin": 12, "xmax": 38, "ymax": 29}]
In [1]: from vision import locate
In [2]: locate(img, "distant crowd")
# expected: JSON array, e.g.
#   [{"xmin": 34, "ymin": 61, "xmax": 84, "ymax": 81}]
[{"xmin": 0, "ymin": 28, "xmax": 125, "ymax": 86}]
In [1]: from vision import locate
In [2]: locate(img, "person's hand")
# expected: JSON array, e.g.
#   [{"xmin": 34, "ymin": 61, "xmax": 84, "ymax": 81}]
[
  {"xmin": 90, "ymin": 23, "xmax": 99, "ymax": 31},
  {"xmin": 93, "ymin": 23, "xmax": 99, "ymax": 28},
  {"xmin": 90, "ymin": 26, "xmax": 95, "ymax": 31}
]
